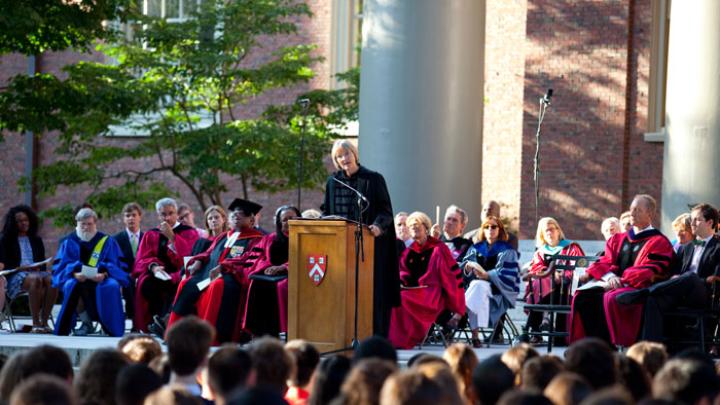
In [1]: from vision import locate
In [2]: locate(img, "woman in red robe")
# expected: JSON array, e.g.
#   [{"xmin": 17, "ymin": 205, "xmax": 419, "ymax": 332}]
[
  {"xmin": 525, "ymin": 217, "xmax": 585, "ymax": 339},
  {"xmin": 388, "ymin": 211, "xmax": 465, "ymax": 349},
  {"xmin": 242, "ymin": 205, "xmax": 301, "ymax": 336}
]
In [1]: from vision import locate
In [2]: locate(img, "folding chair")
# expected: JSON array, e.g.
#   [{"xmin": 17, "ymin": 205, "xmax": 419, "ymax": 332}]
[{"xmin": 524, "ymin": 255, "xmax": 599, "ymax": 352}]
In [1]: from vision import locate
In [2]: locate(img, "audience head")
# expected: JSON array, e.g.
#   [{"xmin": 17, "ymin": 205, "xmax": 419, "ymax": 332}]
[
  {"xmin": 354, "ymin": 336, "xmax": 397, "ymax": 364},
  {"xmin": 148, "ymin": 354, "xmax": 171, "ymax": 385},
  {"xmin": 207, "ymin": 346, "xmax": 253, "ymax": 404},
  {"xmin": 308, "ymin": 355, "xmax": 351, "ymax": 405},
  {"xmin": 671, "ymin": 213, "xmax": 694, "ymax": 245},
  {"xmin": 10, "ymin": 374, "xmax": 76, "ymax": 405},
  {"xmin": 520, "ymin": 355, "xmax": 564, "ymax": 391},
  {"xmin": 165, "ymin": 316, "xmax": 215, "ymax": 377},
  {"xmin": 543, "ymin": 372, "xmax": 592, "ymax": 405},
  {"xmin": 497, "ymin": 390, "xmax": 553, "ymax": 405},
  {"xmin": 443, "ymin": 205, "xmax": 468, "ymax": 239},
  {"xmin": 203, "ymin": 205, "xmax": 228, "ymax": 236},
  {"xmin": 564, "ymin": 338, "xmax": 616, "ymax": 390},
  {"xmin": 248, "ymin": 337, "xmax": 293, "ymax": 395},
  {"xmin": 118, "ymin": 335, "xmax": 162, "ymax": 365},
  {"xmin": 394, "ymin": 212, "xmax": 410, "ymax": 241},
  {"xmin": 227, "ymin": 386, "xmax": 287, "ymax": 405},
  {"xmin": 2, "ymin": 205, "xmax": 40, "ymax": 239},
  {"xmin": 144, "ymin": 384, "xmax": 203, "ymax": 405},
  {"xmin": 443, "ymin": 343, "xmax": 479, "ymax": 404},
  {"xmin": 122, "ymin": 203, "xmax": 143, "ymax": 233},
  {"xmin": 614, "ymin": 354, "xmax": 650, "ymax": 402},
  {"xmin": 0, "ymin": 353, "xmax": 27, "ymax": 401},
  {"xmin": 379, "ymin": 369, "xmax": 458, "ymax": 405},
  {"xmin": 690, "ymin": 203, "xmax": 719, "ymax": 239},
  {"xmin": 274, "ymin": 205, "xmax": 301, "ymax": 238},
  {"xmin": 331, "ymin": 139, "xmax": 360, "ymax": 173},
  {"xmin": 481, "ymin": 201, "xmax": 501, "ymax": 221},
  {"xmin": 339, "ymin": 358, "xmax": 396, "ymax": 405},
  {"xmin": 600, "ymin": 217, "xmax": 620, "ymax": 241},
  {"xmin": 473, "ymin": 354, "xmax": 515, "ymax": 405},
  {"xmin": 75, "ymin": 349, "xmax": 129, "ymax": 405},
  {"xmin": 629, "ymin": 194, "xmax": 656, "ymax": 229},
  {"xmin": 155, "ymin": 198, "xmax": 179, "ymax": 226},
  {"xmin": 478, "ymin": 215, "xmax": 509, "ymax": 244},
  {"xmin": 535, "ymin": 217, "xmax": 566, "ymax": 248},
  {"xmin": 20, "ymin": 345, "xmax": 74, "ymax": 383},
  {"xmin": 414, "ymin": 361, "xmax": 464, "ymax": 405},
  {"xmin": 580, "ymin": 386, "xmax": 634, "ymax": 405},
  {"xmin": 406, "ymin": 211, "xmax": 432, "ymax": 243},
  {"xmin": 115, "ymin": 364, "xmax": 163, "ymax": 405},
  {"xmin": 407, "ymin": 354, "xmax": 446, "ymax": 368},
  {"xmin": 652, "ymin": 357, "xmax": 719, "ymax": 405},
  {"xmin": 619, "ymin": 211, "xmax": 632, "ymax": 232},
  {"xmin": 285, "ymin": 339, "xmax": 320, "ymax": 389},
  {"xmin": 501, "ymin": 343, "xmax": 540, "ymax": 385},
  {"xmin": 626, "ymin": 341, "xmax": 667, "ymax": 378}
]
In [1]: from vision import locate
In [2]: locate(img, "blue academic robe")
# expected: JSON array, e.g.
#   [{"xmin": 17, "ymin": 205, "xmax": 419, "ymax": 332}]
[{"xmin": 52, "ymin": 232, "xmax": 129, "ymax": 336}]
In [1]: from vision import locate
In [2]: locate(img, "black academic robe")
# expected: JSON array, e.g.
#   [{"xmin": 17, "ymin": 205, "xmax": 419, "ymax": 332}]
[
  {"xmin": 0, "ymin": 233, "xmax": 46, "ymax": 270},
  {"xmin": 323, "ymin": 165, "xmax": 401, "ymax": 337},
  {"xmin": 114, "ymin": 230, "xmax": 144, "ymax": 319}
]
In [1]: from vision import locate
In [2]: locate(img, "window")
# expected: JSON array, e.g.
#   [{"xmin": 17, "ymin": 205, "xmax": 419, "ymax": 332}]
[
  {"xmin": 144, "ymin": 0, "xmax": 199, "ymax": 22},
  {"xmin": 645, "ymin": 0, "xmax": 670, "ymax": 142},
  {"xmin": 331, "ymin": 0, "xmax": 363, "ymax": 89}
]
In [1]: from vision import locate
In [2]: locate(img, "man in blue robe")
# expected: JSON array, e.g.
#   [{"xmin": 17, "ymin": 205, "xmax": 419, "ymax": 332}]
[{"xmin": 52, "ymin": 207, "xmax": 129, "ymax": 336}]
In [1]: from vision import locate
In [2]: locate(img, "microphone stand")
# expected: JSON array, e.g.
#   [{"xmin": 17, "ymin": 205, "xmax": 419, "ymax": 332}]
[
  {"xmin": 534, "ymin": 94, "xmax": 551, "ymax": 225},
  {"xmin": 322, "ymin": 176, "xmax": 368, "ymax": 355}
]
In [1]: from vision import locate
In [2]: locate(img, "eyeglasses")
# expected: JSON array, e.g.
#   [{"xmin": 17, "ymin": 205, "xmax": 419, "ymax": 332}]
[{"xmin": 483, "ymin": 225, "xmax": 499, "ymax": 230}]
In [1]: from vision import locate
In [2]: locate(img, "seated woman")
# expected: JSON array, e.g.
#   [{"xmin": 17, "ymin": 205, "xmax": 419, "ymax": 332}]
[
  {"xmin": 525, "ymin": 217, "xmax": 584, "ymax": 339},
  {"xmin": 0, "ymin": 205, "xmax": 56, "ymax": 333},
  {"xmin": 242, "ymin": 205, "xmax": 301, "ymax": 336},
  {"xmin": 460, "ymin": 216, "xmax": 520, "ymax": 348},
  {"xmin": 167, "ymin": 198, "xmax": 264, "ymax": 343},
  {"xmin": 388, "ymin": 211, "xmax": 465, "ymax": 349},
  {"xmin": 670, "ymin": 213, "xmax": 693, "ymax": 253},
  {"xmin": 190, "ymin": 205, "xmax": 229, "ymax": 256}
]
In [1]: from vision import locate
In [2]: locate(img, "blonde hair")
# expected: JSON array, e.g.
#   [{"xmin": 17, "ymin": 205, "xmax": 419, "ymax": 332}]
[
  {"xmin": 443, "ymin": 344, "xmax": 479, "ymax": 404},
  {"xmin": 671, "ymin": 213, "xmax": 691, "ymax": 232},
  {"xmin": 534, "ymin": 217, "xmax": 567, "ymax": 248},
  {"xmin": 407, "ymin": 211, "xmax": 432, "ymax": 233},
  {"xmin": 626, "ymin": 341, "xmax": 668, "ymax": 378},
  {"xmin": 204, "ymin": 205, "xmax": 229, "ymax": 235},
  {"xmin": 331, "ymin": 139, "xmax": 359, "ymax": 171},
  {"xmin": 501, "ymin": 343, "xmax": 539, "ymax": 386}
]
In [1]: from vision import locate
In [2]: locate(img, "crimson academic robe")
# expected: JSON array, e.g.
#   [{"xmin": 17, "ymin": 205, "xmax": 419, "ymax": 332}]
[
  {"xmin": 569, "ymin": 229, "xmax": 673, "ymax": 346},
  {"xmin": 388, "ymin": 237, "xmax": 465, "ymax": 349},
  {"xmin": 241, "ymin": 232, "xmax": 289, "ymax": 335},
  {"xmin": 52, "ymin": 232, "xmax": 129, "ymax": 336},
  {"xmin": 131, "ymin": 224, "xmax": 199, "ymax": 332},
  {"xmin": 169, "ymin": 228, "xmax": 263, "ymax": 343}
]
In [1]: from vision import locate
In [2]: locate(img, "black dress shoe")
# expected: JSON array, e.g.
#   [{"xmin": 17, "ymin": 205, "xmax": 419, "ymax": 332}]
[{"xmin": 615, "ymin": 288, "xmax": 649, "ymax": 305}]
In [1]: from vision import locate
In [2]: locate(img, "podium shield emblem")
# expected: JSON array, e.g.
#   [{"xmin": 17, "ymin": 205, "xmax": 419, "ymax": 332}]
[{"xmin": 307, "ymin": 254, "xmax": 328, "ymax": 286}]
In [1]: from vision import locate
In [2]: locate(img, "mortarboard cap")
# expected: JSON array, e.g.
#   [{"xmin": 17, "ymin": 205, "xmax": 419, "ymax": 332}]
[{"xmin": 228, "ymin": 198, "xmax": 263, "ymax": 215}]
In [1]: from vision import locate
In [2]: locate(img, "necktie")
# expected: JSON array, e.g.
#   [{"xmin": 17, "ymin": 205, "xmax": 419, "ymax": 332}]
[
  {"xmin": 131, "ymin": 234, "xmax": 138, "ymax": 256},
  {"xmin": 693, "ymin": 239, "xmax": 706, "ymax": 247}
]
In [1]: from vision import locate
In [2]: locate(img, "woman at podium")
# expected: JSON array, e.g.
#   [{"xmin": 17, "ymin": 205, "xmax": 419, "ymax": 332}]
[
  {"xmin": 388, "ymin": 211, "xmax": 466, "ymax": 349},
  {"xmin": 322, "ymin": 140, "xmax": 400, "ymax": 338}
]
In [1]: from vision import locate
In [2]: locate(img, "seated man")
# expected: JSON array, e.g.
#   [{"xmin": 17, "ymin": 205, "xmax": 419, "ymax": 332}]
[
  {"xmin": 432, "ymin": 205, "xmax": 472, "ymax": 261},
  {"xmin": 569, "ymin": 194, "xmax": 674, "ymax": 347},
  {"xmin": 621, "ymin": 203, "xmax": 720, "ymax": 343},
  {"xmin": 113, "ymin": 202, "xmax": 144, "ymax": 323},
  {"xmin": 388, "ymin": 211, "xmax": 465, "ymax": 349},
  {"xmin": 132, "ymin": 198, "xmax": 200, "ymax": 332},
  {"xmin": 53, "ymin": 208, "xmax": 128, "ymax": 336},
  {"xmin": 168, "ymin": 198, "xmax": 264, "ymax": 343}
]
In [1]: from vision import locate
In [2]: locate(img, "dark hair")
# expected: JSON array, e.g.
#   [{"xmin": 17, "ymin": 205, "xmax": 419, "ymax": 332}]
[
  {"xmin": 497, "ymin": 390, "xmax": 553, "ymax": 405},
  {"xmin": 2, "ymin": 205, "xmax": 39, "ymax": 239},
  {"xmin": 564, "ymin": 338, "xmax": 617, "ymax": 390},
  {"xmin": 354, "ymin": 336, "xmax": 397, "ymax": 364},
  {"xmin": 472, "ymin": 354, "xmax": 515, "ymax": 405},
  {"xmin": 653, "ymin": 358, "xmax": 720, "ymax": 404},
  {"xmin": 274, "ymin": 205, "xmax": 301, "ymax": 242},
  {"xmin": 207, "ymin": 347, "xmax": 253, "ymax": 398},
  {"xmin": 75, "ymin": 349, "xmax": 129, "ymax": 405},
  {"xmin": 615, "ymin": 354, "xmax": 650, "ymax": 402},
  {"xmin": 10, "ymin": 374, "xmax": 76, "ymax": 405},
  {"xmin": 691, "ymin": 203, "xmax": 719, "ymax": 230},
  {"xmin": 227, "ymin": 386, "xmax": 287, "ymax": 405},
  {"xmin": 521, "ymin": 355, "xmax": 564, "ymax": 391},
  {"xmin": 340, "ymin": 358, "xmax": 397, "ymax": 405},
  {"xmin": 248, "ymin": 337, "xmax": 293, "ymax": 395},
  {"xmin": 21, "ymin": 345, "xmax": 74, "ymax": 382},
  {"xmin": 285, "ymin": 340, "xmax": 320, "ymax": 387},
  {"xmin": 307, "ymin": 355, "xmax": 351, "ymax": 405},
  {"xmin": 115, "ymin": 364, "xmax": 163, "ymax": 405},
  {"xmin": 122, "ymin": 202, "xmax": 143, "ymax": 216},
  {"xmin": 165, "ymin": 316, "xmax": 215, "ymax": 376}
]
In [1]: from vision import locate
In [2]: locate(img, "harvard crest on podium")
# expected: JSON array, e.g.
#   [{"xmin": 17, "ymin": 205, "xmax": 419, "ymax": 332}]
[{"xmin": 307, "ymin": 254, "xmax": 328, "ymax": 286}]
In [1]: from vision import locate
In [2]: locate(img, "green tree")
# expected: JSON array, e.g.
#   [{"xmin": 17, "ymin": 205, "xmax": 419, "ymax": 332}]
[{"xmin": 0, "ymin": 0, "xmax": 358, "ymax": 226}]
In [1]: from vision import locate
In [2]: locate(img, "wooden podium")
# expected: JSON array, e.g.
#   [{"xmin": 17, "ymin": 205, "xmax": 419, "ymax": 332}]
[{"xmin": 287, "ymin": 219, "xmax": 374, "ymax": 353}]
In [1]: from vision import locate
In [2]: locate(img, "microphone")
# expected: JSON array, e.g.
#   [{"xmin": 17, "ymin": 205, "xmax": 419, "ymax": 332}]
[
  {"xmin": 332, "ymin": 177, "xmax": 368, "ymax": 204},
  {"xmin": 541, "ymin": 88, "xmax": 553, "ymax": 105}
]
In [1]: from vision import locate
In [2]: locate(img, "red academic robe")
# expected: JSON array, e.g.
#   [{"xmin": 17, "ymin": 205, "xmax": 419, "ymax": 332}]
[
  {"xmin": 569, "ymin": 229, "xmax": 674, "ymax": 346},
  {"xmin": 131, "ymin": 225, "xmax": 199, "ymax": 332},
  {"xmin": 526, "ymin": 241, "xmax": 585, "ymax": 305},
  {"xmin": 173, "ymin": 228, "xmax": 264, "ymax": 343},
  {"xmin": 388, "ymin": 237, "xmax": 465, "ymax": 349},
  {"xmin": 241, "ymin": 233, "xmax": 289, "ymax": 334}
]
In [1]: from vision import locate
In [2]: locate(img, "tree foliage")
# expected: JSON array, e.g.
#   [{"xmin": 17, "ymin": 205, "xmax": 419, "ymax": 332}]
[{"xmin": 0, "ymin": 0, "xmax": 359, "ymax": 226}]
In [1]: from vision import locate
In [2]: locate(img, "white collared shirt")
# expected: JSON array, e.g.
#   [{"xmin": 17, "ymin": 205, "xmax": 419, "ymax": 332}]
[{"xmin": 689, "ymin": 235, "xmax": 714, "ymax": 274}]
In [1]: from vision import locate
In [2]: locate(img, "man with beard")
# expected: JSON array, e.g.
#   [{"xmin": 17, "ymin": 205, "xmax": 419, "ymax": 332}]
[
  {"xmin": 132, "ymin": 198, "xmax": 200, "ymax": 332},
  {"xmin": 52, "ymin": 208, "xmax": 128, "ymax": 336}
]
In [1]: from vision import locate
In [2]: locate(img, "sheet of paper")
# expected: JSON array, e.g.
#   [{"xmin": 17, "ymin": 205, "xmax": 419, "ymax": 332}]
[
  {"xmin": 154, "ymin": 269, "xmax": 171, "ymax": 281},
  {"xmin": 196, "ymin": 277, "xmax": 211, "ymax": 291},
  {"xmin": 81, "ymin": 265, "xmax": 98, "ymax": 278},
  {"xmin": 183, "ymin": 256, "xmax": 192, "ymax": 269}
]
